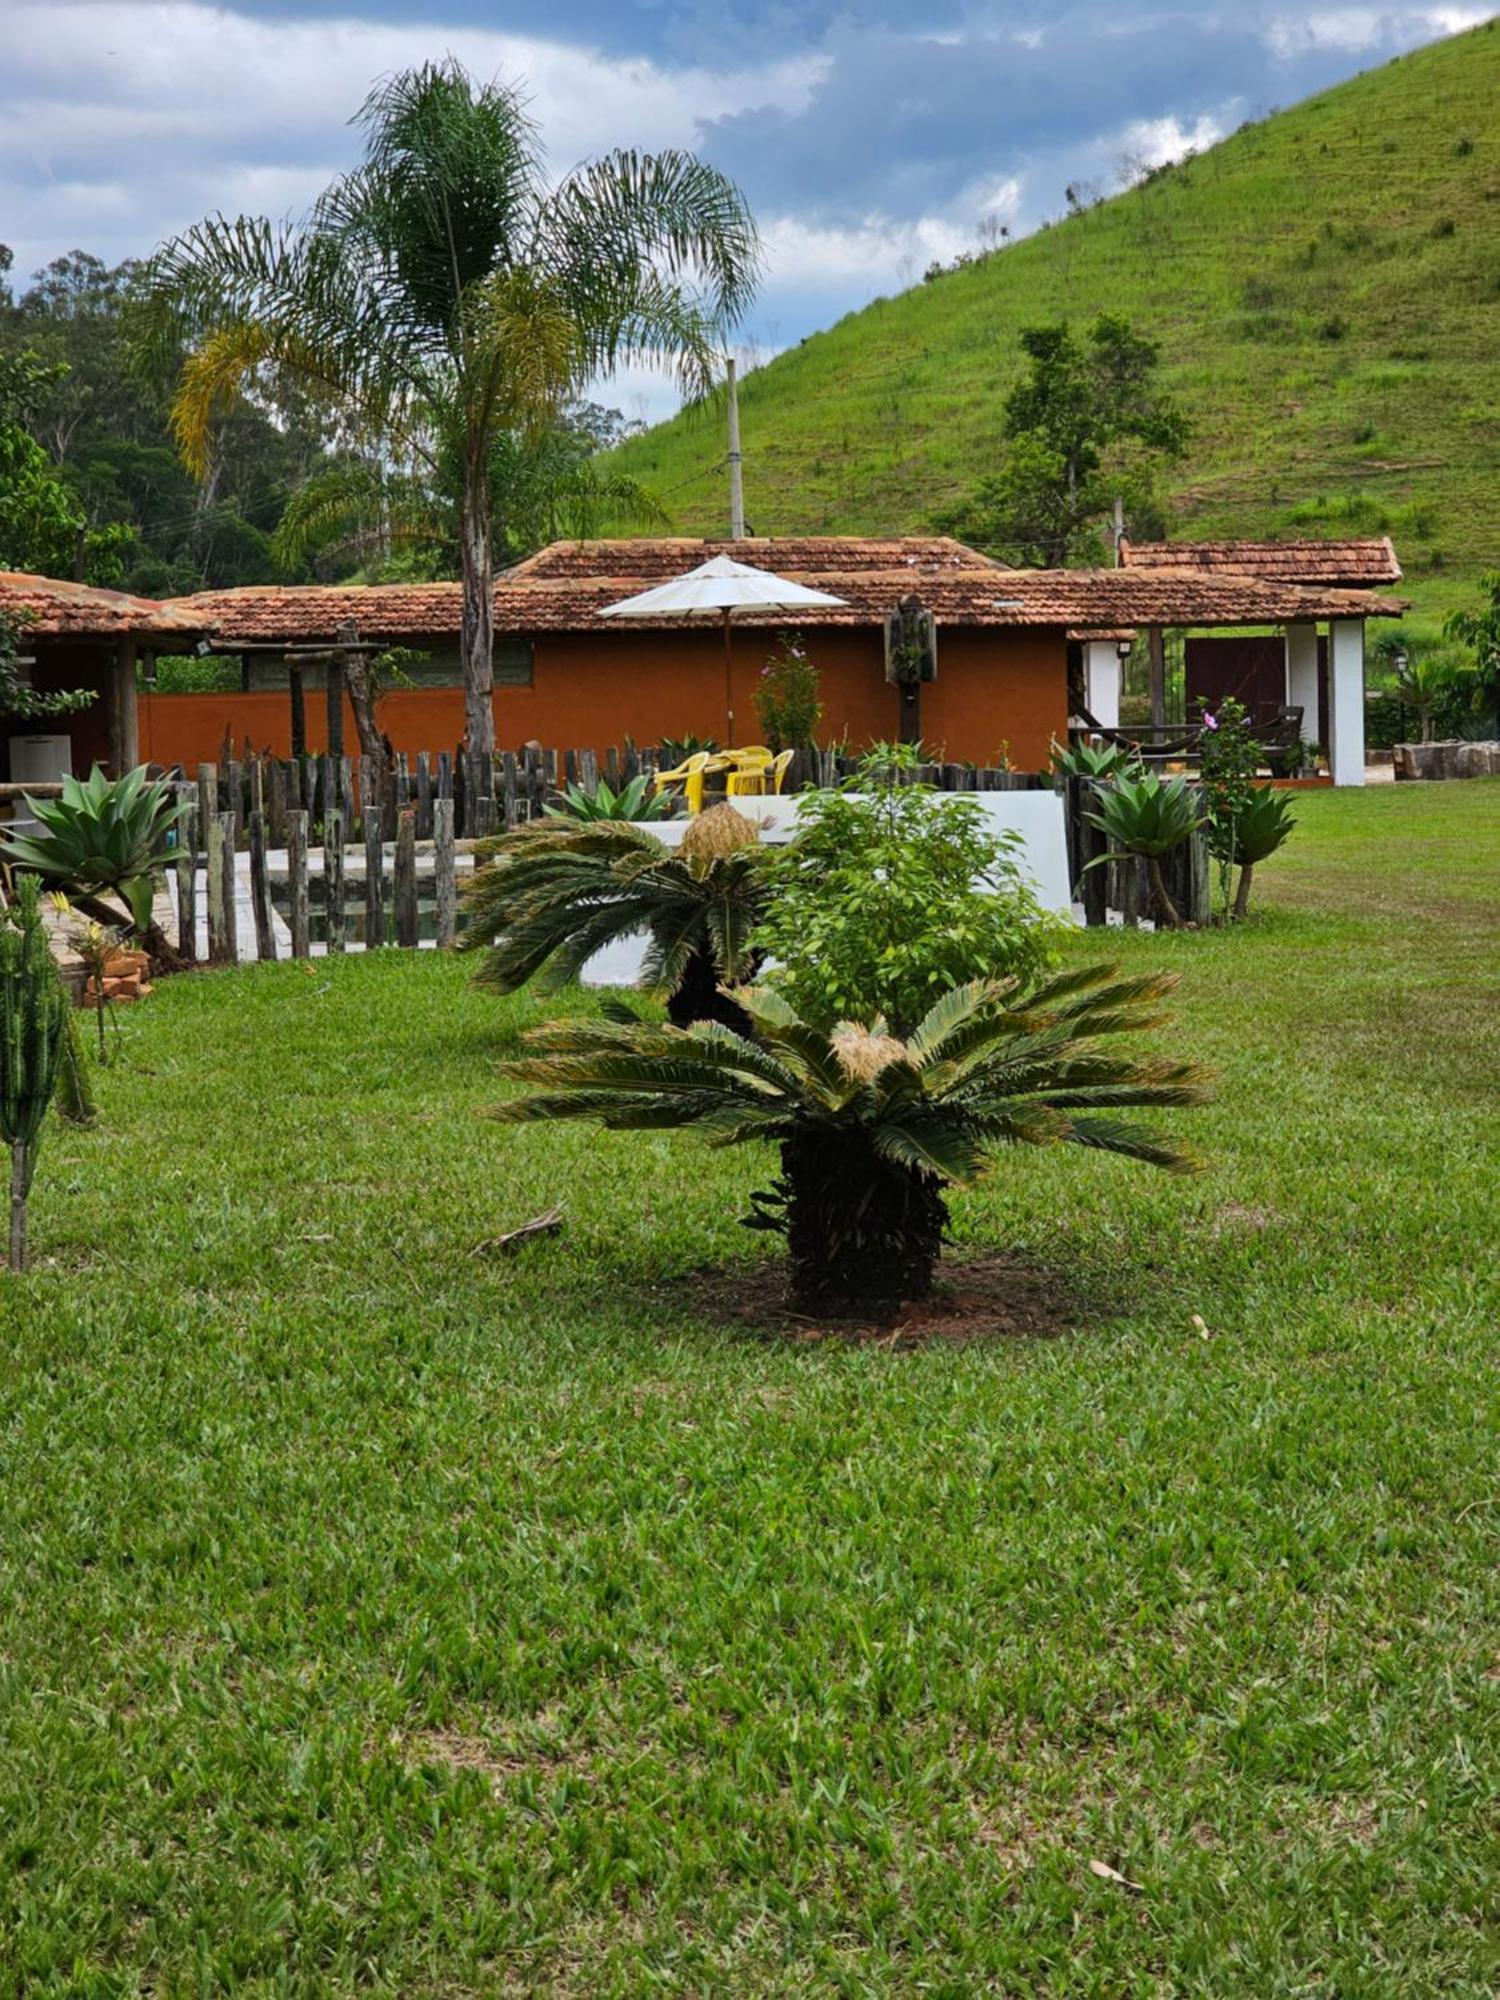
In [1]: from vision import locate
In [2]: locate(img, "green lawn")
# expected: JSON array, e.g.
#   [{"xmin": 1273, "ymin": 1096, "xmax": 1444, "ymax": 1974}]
[{"xmin": 2, "ymin": 783, "xmax": 1497, "ymax": 1995}]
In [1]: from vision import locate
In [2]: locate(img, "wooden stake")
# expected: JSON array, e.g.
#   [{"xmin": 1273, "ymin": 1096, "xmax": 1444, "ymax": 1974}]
[
  {"xmin": 394, "ymin": 809, "xmax": 418, "ymax": 947},
  {"xmin": 325, "ymin": 810, "xmax": 346, "ymax": 953},
  {"xmin": 364, "ymin": 808, "xmax": 385, "ymax": 949},
  {"xmin": 433, "ymin": 797, "xmax": 456, "ymax": 948},
  {"xmin": 287, "ymin": 811, "xmax": 310, "ymax": 959}
]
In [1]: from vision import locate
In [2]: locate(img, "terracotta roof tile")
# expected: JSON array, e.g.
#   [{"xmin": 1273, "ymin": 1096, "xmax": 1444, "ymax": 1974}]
[
  {"xmin": 1120, "ymin": 537, "xmax": 1402, "ymax": 587},
  {"xmin": 170, "ymin": 543, "xmax": 1406, "ymax": 646},
  {"xmin": 507, "ymin": 535, "xmax": 1011, "ymax": 581},
  {"xmin": 1, "ymin": 571, "xmax": 211, "ymax": 639}
]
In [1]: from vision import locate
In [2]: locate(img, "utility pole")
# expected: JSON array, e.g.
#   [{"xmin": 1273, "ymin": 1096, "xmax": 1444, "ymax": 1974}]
[
  {"xmin": 726, "ymin": 355, "xmax": 746, "ymax": 540},
  {"xmin": 1111, "ymin": 496, "xmax": 1126, "ymax": 566}
]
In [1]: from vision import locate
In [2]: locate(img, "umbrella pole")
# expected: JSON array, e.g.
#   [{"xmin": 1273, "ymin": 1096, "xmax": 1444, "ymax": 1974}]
[{"xmin": 723, "ymin": 610, "xmax": 735, "ymax": 744}]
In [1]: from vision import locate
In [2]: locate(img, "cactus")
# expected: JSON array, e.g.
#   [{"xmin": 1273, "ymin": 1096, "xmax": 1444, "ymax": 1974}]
[{"xmin": 0, "ymin": 877, "xmax": 69, "ymax": 1271}]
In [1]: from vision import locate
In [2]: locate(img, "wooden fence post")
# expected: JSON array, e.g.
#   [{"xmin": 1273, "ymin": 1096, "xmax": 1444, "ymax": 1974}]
[
  {"xmin": 325, "ymin": 809, "xmax": 346, "ymax": 953},
  {"xmin": 364, "ymin": 807, "xmax": 385, "ymax": 948},
  {"xmin": 206, "ymin": 810, "xmax": 237, "ymax": 964},
  {"xmin": 394, "ymin": 809, "xmax": 419, "ymax": 948},
  {"xmin": 225, "ymin": 758, "xmax": 242, "ymax": 849},
  {"xmin": 287, "ymin": 810, "xmax": 311, "ymax": 959},
  {"xmin": 415, "ymin": 751, "xmax": 433, "ymax": 839},
  {"xmin": 197, "ymin": 762, "xmax": 216, "ymax": 845},
  {"xmin": 175, "ymin": 799, "xmax": 198, "ymax": 961},
  {"xmin": 248, "ymin": 810, "xmax": 277, "ymax": 961},
  {"xmin": 433, "ymin": 797, "xmax": 456, "ymax": 948}
]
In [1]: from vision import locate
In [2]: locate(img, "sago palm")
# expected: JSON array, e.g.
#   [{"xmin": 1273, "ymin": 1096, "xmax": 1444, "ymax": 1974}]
[
  {"xmin": 493, "ymin": 967, "xmax": 1210, "ymax": 1314},
  {"xmin": 461, "ymin": 804, "xmax": 769, "ymax": 1030},
  {"xmin": 141, "ymin": 59, "xmax": 759, "ymax": 756}
]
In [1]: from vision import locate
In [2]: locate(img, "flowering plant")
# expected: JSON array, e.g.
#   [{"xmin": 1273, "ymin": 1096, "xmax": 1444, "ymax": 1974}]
[{"xmin": 753, "ymin": 632, "xmax": 823, "ymax": 751}]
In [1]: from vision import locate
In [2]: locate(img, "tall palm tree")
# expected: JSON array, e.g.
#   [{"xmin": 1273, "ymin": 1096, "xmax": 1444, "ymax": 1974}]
[
  {"xmin": 140, "ymin": 61, "xmax": 760, "ymax": 756},
  {"xmin": 493, "ymin": 967, "xmax": 1210, "ymax": 1314}
]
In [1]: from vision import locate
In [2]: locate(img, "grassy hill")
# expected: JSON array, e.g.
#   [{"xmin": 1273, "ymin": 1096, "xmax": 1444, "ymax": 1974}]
[{"xmin": 614, "ymin": 20, "xmax": 1500, "ymax": 641}]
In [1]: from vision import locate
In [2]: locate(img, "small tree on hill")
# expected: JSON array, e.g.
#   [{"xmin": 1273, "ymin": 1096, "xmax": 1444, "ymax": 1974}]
[{"xmin": 936, "ymin": 314, "xmax": 1186, "ymax": 566}]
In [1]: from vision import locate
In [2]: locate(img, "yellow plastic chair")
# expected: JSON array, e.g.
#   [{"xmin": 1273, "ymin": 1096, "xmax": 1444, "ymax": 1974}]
[
  {"xmin": 651, "ymin": 750, "xmax": 712, "ymax": 815},
  {"xmin": 726, "ymin": 747, "xmax": 794, "ymax": 797},
  {"xmin": 721, "ymin": 746, "xmax": 775, "ymax": 796}
]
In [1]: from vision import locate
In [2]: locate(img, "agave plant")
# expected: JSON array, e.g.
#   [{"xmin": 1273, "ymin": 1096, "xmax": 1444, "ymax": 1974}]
[
  {"xmin": 0, "ymin": 765, "xmax": 188, "ymax": 961},
  {"xmin": 1049, "ymin": 737, "xmax": 1143, "ymax": 782},
  {"xmin": 493, "ymin": 967, "xmax": 1210, "ymax": 1315},
  {"xmin": 1226, "ymin": 786, "xmax": 1296, "ymax": 919},
  {"xmin": 461, "ymin": 802, "xmax": 769, "ymax": 1029},
  {"xmin": 1084, "ymin": 772, "xmax": 1208, "ymax": 928},
  {"xmin": 544, "ymin": 773, "xmax": 683, "ymax": 823}
]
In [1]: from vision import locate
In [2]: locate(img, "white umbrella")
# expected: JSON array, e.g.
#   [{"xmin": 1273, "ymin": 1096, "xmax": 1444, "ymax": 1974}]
[{"xmin": 598, "ymin": 554, "xmax": 847, "ymax": 741}]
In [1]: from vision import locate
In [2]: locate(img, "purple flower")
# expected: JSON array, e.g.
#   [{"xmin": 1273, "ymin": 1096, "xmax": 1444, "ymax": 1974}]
[{"xmin": 1202, "ymin": 712, "xmax": 1219, "ymax": 731}]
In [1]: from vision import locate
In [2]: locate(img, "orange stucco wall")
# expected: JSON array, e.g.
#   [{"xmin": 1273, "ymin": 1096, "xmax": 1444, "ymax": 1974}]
[{"xmin": 132, "ymin": 624, "xmax": 1068, "ymax": 770}]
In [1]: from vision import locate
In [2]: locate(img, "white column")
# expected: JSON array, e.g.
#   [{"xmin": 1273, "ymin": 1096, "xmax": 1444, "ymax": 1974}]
[
  {"xmin": 1084, "ymin": 640, "xmax": 1122, "ymax": 730},
  {"xmin": 1328, "ymin": 619, "xmax": 1366, "ymax": 787},
  {"xmin": 1285, "ymin": 623, "xmax": 1320, "ymax": 744}
]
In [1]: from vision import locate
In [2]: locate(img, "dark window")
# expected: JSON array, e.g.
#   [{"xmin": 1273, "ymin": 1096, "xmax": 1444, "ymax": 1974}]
[{"xmin": 495, "ymin": 638, "xmax": 534, "ymax": 687}]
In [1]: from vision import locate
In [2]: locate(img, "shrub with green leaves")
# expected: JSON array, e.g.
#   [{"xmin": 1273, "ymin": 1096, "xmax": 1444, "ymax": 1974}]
[
  {"xmin": 0, "ymin": 764, "xmax": 188, "ymax": 949},
  {"xmin": 758, "ymin": 747, "xmax": 1060, "ymax": 1033},
  {"xmin": 753, "ymin": 632, "xmax": 823, "ymax": 753}
]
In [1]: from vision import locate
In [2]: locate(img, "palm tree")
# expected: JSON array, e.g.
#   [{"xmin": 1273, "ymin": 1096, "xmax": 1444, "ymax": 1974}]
[
  {"xmin": 460, "ymin": 803, "xmax": 769, "ymax": 1031},
  {"xmin": 493, "ymin": 967, "xmax": 1210, "ymax": 1315},
  {"xmin": 141, "ymin": 60, "xmax": 760, "ymax": 757}
]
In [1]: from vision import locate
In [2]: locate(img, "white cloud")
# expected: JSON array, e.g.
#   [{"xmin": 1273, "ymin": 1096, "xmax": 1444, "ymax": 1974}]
[
  {"xmin": 1114, "ymin": 112, "xmax": 1227, "ymax": 172},
  {"xmin": 0, "ymin": 1, "xmax": 824, "ymax": 274},
  {"xmin": 1264, "ymin": 5, "xmax": 1491, "ymax": 57}
]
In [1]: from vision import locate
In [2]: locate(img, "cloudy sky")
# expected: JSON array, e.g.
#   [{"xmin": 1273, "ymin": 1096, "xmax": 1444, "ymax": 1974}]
[{"xmin": 1, "ymin": 1, "xmax": 1489, "ymax": 418}]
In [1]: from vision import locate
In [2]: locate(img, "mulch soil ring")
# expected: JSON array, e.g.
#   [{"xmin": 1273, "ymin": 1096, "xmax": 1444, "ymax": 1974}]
[{"xmin": 660, "ymin": 1251, "xmax": 1090, "ymax": 1348}]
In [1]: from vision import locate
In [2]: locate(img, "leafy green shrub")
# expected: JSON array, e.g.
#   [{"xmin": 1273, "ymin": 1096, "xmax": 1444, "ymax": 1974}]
[
  {"xmin": 493, "ymin": 968, "xmax": 1208, "ymax": 1314},
  {"xmin": 753, "ymin": 633, "xmax": 823, "ymax": 752},
  {"xmin": 1084, "ymin": 771, "xmax": 1207, "ymax": 928},
  {"xmin": 0, "ymin": 765, "xmax": 188, "ymax": 953},
  {"xmin": 544, "ymin": 773, "xmax": 682, "ymax": 822},
  {"xmin": 759, "ymin": 748, "xmax": 1060, "ymax": 1033},
  {"xmin": 1195, "ymin": 696, "xmax": 1263, "ymax": 910}
]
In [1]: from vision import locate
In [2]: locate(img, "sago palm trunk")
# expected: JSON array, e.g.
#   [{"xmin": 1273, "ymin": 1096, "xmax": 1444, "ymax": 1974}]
[
  {"xmin": 779, "ymin": 1127, "xmax": 949, "ymax": 1317},
  {"xmin": 665, "ymin": 947, "xmax": 758, "ymax": 1035},
  {"xmin": 1233, "ymin": 861, "xmax": 1255, "ymax": 920},
  {"xmin": 461, "ymin": 449, "xmax": 497, "ymax": 761}
]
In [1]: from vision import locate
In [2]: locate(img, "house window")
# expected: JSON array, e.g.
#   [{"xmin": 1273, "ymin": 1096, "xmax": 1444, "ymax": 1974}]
[{"xmin": 495, "ymin": 638, "xmax": 534, "ymax": 687}]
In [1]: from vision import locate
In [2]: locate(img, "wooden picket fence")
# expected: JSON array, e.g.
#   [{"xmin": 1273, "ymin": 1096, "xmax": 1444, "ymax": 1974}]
[
  {"xmin": 162, "ymin": 745, "xmax": 1212, "ymax": 962},
  {"xmin": 168, "ymin": 791, "xmax": 461, "ymax": 965}
]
